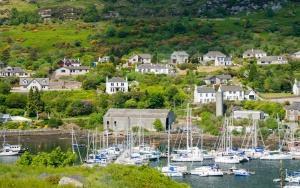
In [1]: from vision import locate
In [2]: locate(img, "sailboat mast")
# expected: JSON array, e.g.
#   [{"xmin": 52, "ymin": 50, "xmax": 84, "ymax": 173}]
[
  {"xmin": 190, "ymin": 108, "xmax": 193, "ymax": 149},
  {"xmin": 167, "ymin": 124, "xmax": 170, "ymax": 166},
  {"xmin": 71, "ymin": 125, "xmax": 74, "ymax": 154},
  {"xmin": 186, "ymin": 103, "xmax": 189, "ymax": 150}
]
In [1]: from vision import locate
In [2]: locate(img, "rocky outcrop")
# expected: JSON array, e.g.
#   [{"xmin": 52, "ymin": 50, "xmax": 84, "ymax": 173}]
[{"xmin": 58, "ymin": 177, "xmax": 83, "ymax": 187}]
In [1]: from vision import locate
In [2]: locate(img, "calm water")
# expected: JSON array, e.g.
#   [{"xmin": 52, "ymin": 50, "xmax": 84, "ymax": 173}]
[{"xmin": 1, "ymin": 136, "xmax": 299, "ymax": 188}]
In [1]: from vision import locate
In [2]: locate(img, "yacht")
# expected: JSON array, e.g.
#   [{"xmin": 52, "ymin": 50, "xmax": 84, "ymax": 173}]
[{"xmin": 191, "ymin": 164, "xmax": 223, "ymax": 176}]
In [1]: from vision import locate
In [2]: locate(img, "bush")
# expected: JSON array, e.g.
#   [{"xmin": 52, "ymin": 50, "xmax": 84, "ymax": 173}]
[{"xmin": 177, "ymin": 63, "xmax": 197, "ymax": 70}]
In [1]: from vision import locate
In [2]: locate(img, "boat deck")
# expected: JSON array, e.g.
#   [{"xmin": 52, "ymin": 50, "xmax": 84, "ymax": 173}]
[{"xmin": 182, "ymin": 171, "xmax": 255, "ymax": 175}]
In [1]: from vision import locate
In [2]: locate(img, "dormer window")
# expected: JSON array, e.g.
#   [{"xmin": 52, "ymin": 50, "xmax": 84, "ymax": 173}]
[
  {"xmin": 23, "ymin": 80, "xmax": 28, "ymax": 84},
  {"xmin": 42, "ymin": 79, "xmax": 46, "ymax": 83}
]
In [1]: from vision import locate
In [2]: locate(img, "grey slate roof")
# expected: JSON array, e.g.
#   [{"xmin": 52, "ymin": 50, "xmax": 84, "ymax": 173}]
[
  {"xmin": 295, "ymin": 80, "xmax": 300, "ymax": 87},
  {"xmin": 204, "ymin": 51, "xmax": 225, "ymax": 57},
  {"xmin": 258, "ymin": 56, "xmax": 287, "ymax": 61},
  {"xmin": 172, "ymin": 51, "xmax": 188, "ymax": 56},
  {"xmin": 196, "ymin": 86, "xmax": 216, "ymax": 93},
  {"xmin": 245, "ymin": 90, "xmax": 253, "ymax": 95},
  {"xmin": 136, "ymin": 64, "xmax": 167, "ymax": 70},
  {"xmin": 108, "ymin": 77, "xmax": 127, "ymax": 83},
  {"xmin": 204, "ymin": 75, "xmax": 232, "ymax": 80},
  {"xmin": 0, "ymin": 66, "xmax": 25, "ymax": 73},
  {"xmin": 287, "ymin": 102, "xmax": 300, "ymax": 110},
  {"xmin": 243, "ymin": 49, "xmax": 266, "ymax": 55},
  {"xmin": 219, "ymin": 85, "xmax": 243, "ymax": 92},
  {"xmin": 104, "ymin": 108, "xmax": 172, "ymax": 118},
  {"xmin": 138, "ymin": 54, "xmax": 151, "ymax": 59},
  {"xmin": 19, "ymin": 78, "xmax": 50, "ymax": 86}
]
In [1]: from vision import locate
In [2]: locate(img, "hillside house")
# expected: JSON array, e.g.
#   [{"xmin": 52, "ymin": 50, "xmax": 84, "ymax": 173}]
[
  {"xmin": 286, "ymin": 102, "xmax": 300, "ymax": 121},
  {"xmin": 293, "ymin": 79, "xmax": 300, "ymax": 95},
  {"xmin": 19, "ymin": 78, "xmax": 49, "ymax": 91},
  {"xmin": 56, "ymin": 58, "xmax": 81, "ymax": 67},
  {"xmin": 194, "ymin": 86, "xmax": 216, "ymax": 103},
  {"xmin": 257, "ymin": 56, "xmax": 288, "ymax": 65},
  {"xmin": 135, "ymin": 64, "xmax": 168, "ymax": 74},
  {"xmin": 291, "ymin": 51, "xmax": 300, "ymax": 59},
  {"xmin": 171, "ymin": 51, "xmax": 189, "ymax": 64},
  {"xmin": 203, "ymin": 51, "xmax": 226, "ymax": 62},
  {"xmin": 103, "ymin": 108, "xmax": 176, "ymax": 131},
  {"xmin": 242, "ymin": 49, "xmax": 267, "ymax": 58},
  {"xmin": 106, "ymin": 77, "xmax": 128, "ymax": 94},
  {"xmin": 215, "ymin": 56, "xmax": 233, "ymax": 66},
  {"xmin": 244, "ymin": 90, "xmax": 256, "ymax": 100},
  {"xmin": 98, "ymin": 56, "xmax": 110, "ymax": 63},
  {"xmin": 0, "ymin": 66, "xmax": 27, "ymax": 78},
  {"xmin": 203, "ymin": 75, "xmax": 232, "ymax": 85},
  {"xmin": 233, "ymin": 110, "xmax": 264, "ymax": 120},
  {"xmin": 55, "ymin": 66, "xmax": 90, "ymax": 76},
  {"xmin": 218, "ymin": 85, "xmax": 244, "ymax": 101},
  {"xmin": 128, "ymin": 54, "xmax": 151, "ymax": 64}
]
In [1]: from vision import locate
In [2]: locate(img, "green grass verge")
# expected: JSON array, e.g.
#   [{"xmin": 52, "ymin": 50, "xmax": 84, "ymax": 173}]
[{"xmin": 259, "ymin": 92, "xmax": 295, "ymax": 99}]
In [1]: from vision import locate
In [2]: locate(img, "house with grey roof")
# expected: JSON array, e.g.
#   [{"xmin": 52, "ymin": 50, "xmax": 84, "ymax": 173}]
[
  {"xmin": 215, "ymin": 56, "xmax": 233, "ymax": 66},
  {"xmin": 0, "ymin": 113, "xmax": 12, "ymax": 123},
  {"xmin": 135, "ymin": 64, "xmax": 168, "ymax": 74},
  {"xmin": 57, "ymin": 58, "xmax": 81, "ymax": 67},
  {"xmin": 293, "ymin": 79, "xmax": 300, "ymax": 95},
  {"xmin": 242, "ymin": 49, "xmax": 267, "ymax": 58},
  {"xmin": 55, "ymin": 66, "xmax": 90, "ymax": 76},
  {"xmin": 218, "ymin": 85, "xmax": 244, "ymax": 101},
  {"xmin": 233, "ymin": 110, "xmax": 264, "ymax": 120},
  {"xmin": 171, "ymin": 51, "xmax": 189, "ymax": 64},
  {"xmin": 106, "ymin": 77, "xmax": 128, "ymax": 94},
  {"xmin": 286, "ymin": 102, "xmax": 300, "ymax": 121},
  {"xmin": 19, "ymin": 78, "xmax": 50, "ymax": 91},
  {"xmin": 103, "ymin": 108, "xmax": 176, "ymax": 131},
  {"xmin": 244, "ymin": 90, "xmax": 256, "ymax": 100},
  {"xmin": 203, "ymin": 75, "xmax": 232, "ymax": 85},
  {"xmin": 194, "ymin": 86, "xmax": 216, "ymax": 103},
  {"xmin": 0, "ymin": 66, "xmax": 27, "ymax": 77},
  {"xmin": 128, "ymin": 54, "xmax": 151, "ymax": 64},
  {"xmin": 291, "ymin": 51, "xmax": 300, "ymax": 59},
  {"xmin": 203, "ymin": 51, "xmax": 226, "ymax": 62},
  {"xmin": 257, "ymin": 56, "xmax": 288, "ymax": 65}
]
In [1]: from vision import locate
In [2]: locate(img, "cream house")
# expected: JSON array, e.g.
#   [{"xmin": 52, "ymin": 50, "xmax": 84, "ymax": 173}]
[
  {"xmin": 19, "ymin": 78, "xmax": 49, "ymax": 91},
  {"xmin": 257, "ymin": 56, "xmax": 288, "ymax": 65},
  {"xmin": 55, "ymin": 66, "xmax": 90, "ymax": 76},
  {"xmin": 242, "ymin": 49, "xmax": 267, "ymax": 58}
]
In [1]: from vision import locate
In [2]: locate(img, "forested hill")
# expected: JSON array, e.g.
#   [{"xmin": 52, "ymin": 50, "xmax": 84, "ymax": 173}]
[{"xmin": 0, "ymin": 0, "xmax": 297, "ymax": 20}]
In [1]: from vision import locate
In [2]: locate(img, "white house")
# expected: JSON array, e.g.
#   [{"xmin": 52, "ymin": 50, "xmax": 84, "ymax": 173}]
[
  {"xmin": 242, "ymin": 49, "xmax": 267, "ymax": 58},
  {"xmin": 218, "ymin": 85, "xmax": 244, "ymax": 101},
  {"xmin": 244, "ymin": 90, "xmax": 256, "ymax": 100},
  {"xmin": 171, "ymin": 51, "xmax": 189, "ymax": 64},
  {"xmin": 214, "ymin": 56, "xmax": 233, "ymax": 66},
  {"xmin": 257, "ymin": 56, "xmax": 288, "ymax": 65},
  {"xmin": 128, "ymin": 54, "xmax": 151, "ymax": 64},
  {"xmin": 0, "ymin": 66, "xmax": 27, "ymax": 77},
  {"xmin": 19, "ymin": 78, "xmax": 49, "ymax": 91},
  {"xmin": 293, "ymin": 79, "xmax": 300, "ymax": 95},
  {"xmin": 194, "ymin": 86, "xmax": 216, "ymax": 103},
  {"xmin": 135, "ymin": 64, "xmax": 168, "ymax": 74},
  {"xmin": 98, "ymin": 56, "xmax": 110, "ymax": 63},
  {"xmin": 291, "ymin": 51, "xmax": 300, "ymax": 59},
  {"xmin": 55, "ymin": 66, "xmax": 90, "ymax": 76},
  {"xmin": 203, "ymin": 51, "xmax": 226, "ymax": 62},
  {"xmin": 106, "ymin": 77, "xmax": 128, "ymax": 94}
]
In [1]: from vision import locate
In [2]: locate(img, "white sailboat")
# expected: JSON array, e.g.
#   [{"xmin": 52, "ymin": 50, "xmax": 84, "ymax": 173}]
[
  {"xmin": 160, "ymin": 127, "xmax": 186, "ymax": 177},
  {"xmin": 0, "ymin": 128, "xmax": 26, "ymax": 156},
  {"xmin": 191, "ymin": 164, "xmax": 223, "ymax": 176}
]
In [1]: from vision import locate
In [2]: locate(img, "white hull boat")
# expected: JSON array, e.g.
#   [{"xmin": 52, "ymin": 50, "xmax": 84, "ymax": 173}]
[{"xmin": 191, "ymin": 165, "xmax": 223, "ymax": 176}]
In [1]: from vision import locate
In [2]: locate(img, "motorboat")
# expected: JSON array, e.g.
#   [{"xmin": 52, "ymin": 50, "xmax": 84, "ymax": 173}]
[
  {"xmin": 191, "ymin": 164, "xmax": 223, "ymax": 176},
  {"xmin": 260, "ymin": 151, "xmax": 293, "ymax": 160},
  {"xmin": 230, "ymin": 166, "xmax": 250, "ymax": 176}
]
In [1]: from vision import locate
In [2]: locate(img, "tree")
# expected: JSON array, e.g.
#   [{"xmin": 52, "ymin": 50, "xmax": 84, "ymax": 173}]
[
  {"xmin": 0, "ymin": 82, "xmax": 11, "ymax": 95},
  {"xmin": 248, "ymin": 64, "xmax": 258, "ymax": 82},
  {"xmin": 153, "ymin": 118, "xmax": 164, "ymax": 132},
  {"xmin": 148, "ymin": 93, "xmax": 165, "ymax": 109},
  {"xmin": 66, "ymin": 100, "xmax": 93, "ymax": 116},
  {"xmin": 27, "ymin": 88, "xmax": 44, "ymax": 117},
  {"xmin": 48, "ymin": 117, "xmax": 63, "ymax": 128},
  {"xmin": 266, "ymin": 7, "xmax": 274, "ymax": 18},
  {"xmin": 1, "ymin": 49, "xmax": 10, "ymax": 61},
  {"xmin": 5, "ymin": 93, "xmax": 27, "ymax": 108}
]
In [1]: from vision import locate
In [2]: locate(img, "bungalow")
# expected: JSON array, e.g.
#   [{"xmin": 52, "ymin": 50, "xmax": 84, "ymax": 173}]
[
  {"xmin": 257, "ymin": 56, "xmax": 288, "ymax": 65},
  {"xmin": 106, "ymin": 77, "xmax": 128, "ymax": 94},
  {"xmin": 0, "ymin": 66, "xmax": 27, "ymax": 77},
  {"xmin": 128, "ymin": 54, "xmax": 151, "ymax": 64},
  {"xmin": 19, "ymin": 78, "xmax": 50, "ymax": 91},
  {"xmin": 203, "ymin": 75, "xmax": 232, "ymax": 85},
  {"xmin": 203, "ymin": 51, "xmax": 226, "ymax": 62},
  {"xmin": 286, "ymin": 102, "xmax": 300, "ymax": 121},
  {"xmin": 98, "ymin": 56, "xmax": 110, "ymax": 63},
  {"xmin": 293, "ymin": 79, "xmax": 300, "ymax": 95},
  {"xmin": 242, "ymin": 49, "xmax": 267, "ymax": 58},
  {"xmin": 135, "ymin": 64, "xmax": 168, "ymax": 74},
  {"xmin": 171, "ymin": 51, "xmax": 189, "ymax": 64},
  {"xmin": 214, "ymin": 56, "xmax": 233, "ymax": 66},
  {"xmin": 194, "ymin": 86, "xmax": 216, "ymax": 103},
  {"xmin": 55, "ymin": 66, "xmax": 90, "ymax": 76},
  {"xmin": 291, "ymin": 51, "xmax": 300, "ymax": 59},
  {"xmin": 56, "ymin": 58, "xmax": 81, "ymax": 67},
  {"xmin": 244, "ymin": 90, "xmax": 256, "ymax": 100},
  {"xmin": 218, "ymin": 85, "xmax": 244, "ymax": 101}
]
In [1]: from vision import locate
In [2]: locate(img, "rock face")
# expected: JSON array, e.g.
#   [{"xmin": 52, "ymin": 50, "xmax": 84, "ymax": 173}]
[{"xmin": 58, "ymin": 177, "xmax": 83, "ymax": 187}]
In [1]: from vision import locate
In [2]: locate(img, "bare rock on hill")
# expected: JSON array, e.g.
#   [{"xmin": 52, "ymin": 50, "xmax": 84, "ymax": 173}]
[{"xmin": 58, "ymin": 177, "xmax": 83, "ymax": 187}]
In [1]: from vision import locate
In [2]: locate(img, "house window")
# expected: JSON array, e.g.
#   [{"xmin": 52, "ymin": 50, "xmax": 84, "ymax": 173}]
[
  {"xmin": 206, "ymin": 94, "xmax": 208, "ymax": 97},
  {"xmin": 61, "ymin": 70, "xmax": 66, "ymax": 73},
  {"xmin": 200, "ymin": 94, "xmax": 202, "ymax": 97},
  {"xmin": 42, "ymin": 86, "xmax": 45, "ymax": 88},
  {"xmin": 33, "ymin": 81, "xmax": 36, "ymax": 83},
  {"xmin": 23, "ymin": 80, "xmax": 28, "ymax": 84},
  {"xmin": 111, "ymin": 83, "xmax": 114, "ymax": 86},
  {"xmin": 121, "ymin": 83, "xmax": 124, "ymax": 86}
]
